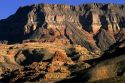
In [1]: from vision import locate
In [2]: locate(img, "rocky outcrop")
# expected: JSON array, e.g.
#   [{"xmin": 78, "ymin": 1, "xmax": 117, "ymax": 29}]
[
  {"xmin": 56, "ymin": 39, "xmax": 125, "ymax": 83},
  {"xmin": 15, "ymin": 48, "xmax": 53, "ymax": 66},
  {"xmin": 0, "ymin": 38, "xmax": 125, "ymax": 82},
  {"xmin": 1, "ymin": 3, "xmax": 125, "ymax": 82},
  {"xmin": 0, "ymin": 3, "xmax": 125, "ymax": 51},
  {"xmin": 81, "ymin": 43, "xmax": 125, "ymax": 82},
  {"xmin": 94, "ymin": 29, "xmax": 116, "ymax": 50}
]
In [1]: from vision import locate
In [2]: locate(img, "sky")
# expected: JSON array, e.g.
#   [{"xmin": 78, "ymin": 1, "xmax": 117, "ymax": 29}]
[{"xmin": 0, "ymin": 0, "xmax": 125, "ymax": 20}]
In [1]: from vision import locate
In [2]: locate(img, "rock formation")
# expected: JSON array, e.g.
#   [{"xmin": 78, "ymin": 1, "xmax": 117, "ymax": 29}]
[
  {"xmin": 0, "ymin": 3, "xmax": 125, "ymax": 82},
  {"xmin": 0, "ymin": 3, "xmax": 125, "ymax": 51}
]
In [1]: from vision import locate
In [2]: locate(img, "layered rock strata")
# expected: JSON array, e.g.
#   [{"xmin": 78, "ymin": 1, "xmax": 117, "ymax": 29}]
[{"xmin": 0, "ymin": 3, "xmax": 125, "ymax": 51}]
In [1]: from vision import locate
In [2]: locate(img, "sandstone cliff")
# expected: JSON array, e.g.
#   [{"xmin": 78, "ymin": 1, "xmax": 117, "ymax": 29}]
[{"xmin": 0, "ymin": 3, "xmax": 125, "ymax": 51}]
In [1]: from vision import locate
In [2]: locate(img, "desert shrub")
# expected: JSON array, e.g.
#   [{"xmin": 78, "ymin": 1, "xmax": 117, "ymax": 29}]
[
  {"xmin": 65, "ymin": 47, "xmax": 79, "ymax": 61},
  {"xmin": 66, "ymin": 45, "xmax": 88, "ymax": 57}
]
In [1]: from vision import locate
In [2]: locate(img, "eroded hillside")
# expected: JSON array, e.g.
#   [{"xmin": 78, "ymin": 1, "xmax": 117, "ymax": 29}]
[
  {"xmin": 0, "ymin": 3, "xmax": 125, "ymax": 51},
  {"xmin": 0, "ymin": 3, "xmax": 125, "ymax": 82}
]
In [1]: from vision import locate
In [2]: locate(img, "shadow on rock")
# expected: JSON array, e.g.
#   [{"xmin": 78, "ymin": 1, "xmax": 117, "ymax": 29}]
[{"xmin": 14, "ymin": 48, "xmax": 52, "ymax": 66}]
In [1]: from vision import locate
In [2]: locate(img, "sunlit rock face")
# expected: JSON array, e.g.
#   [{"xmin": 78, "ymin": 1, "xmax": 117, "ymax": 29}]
[{"xmin": 0, "ymin": 3, "xmax": 125, "ymax": 51}]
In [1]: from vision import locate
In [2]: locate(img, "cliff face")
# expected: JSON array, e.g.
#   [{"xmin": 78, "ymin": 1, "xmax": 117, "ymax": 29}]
[
  {"xmin": 1, "ymin": 3, "xmax": 125, "ymax": 82},
  {"xmin": 0, "ymin": 3, "xmax": 125, "ymax": 51}
]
